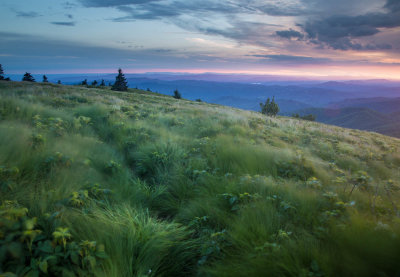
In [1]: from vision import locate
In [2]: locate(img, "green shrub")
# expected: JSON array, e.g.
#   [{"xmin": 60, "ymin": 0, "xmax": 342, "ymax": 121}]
[{"xmin": 0, "ymin": 201, "xmax": 107, "ymax": 276}]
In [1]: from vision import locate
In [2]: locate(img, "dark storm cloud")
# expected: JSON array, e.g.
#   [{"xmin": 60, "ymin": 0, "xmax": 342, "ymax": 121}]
[
  {"xmin": 301, "ymin": 0, "xmax": 400, "ymax": 50},
  {"xmin": 51, "ymin": 21, "xmax": 76, "ymax": 26},
  {"xmin": 276, "ymin": 29, "xmax": 304, "ymax": 39},
  {"xmin": 15, "ymin": 11, "xmax": 41, "ymax": 18},
  {"xmin": 385, "ymin": 0, "xmax": 400, "ymax": 12}
]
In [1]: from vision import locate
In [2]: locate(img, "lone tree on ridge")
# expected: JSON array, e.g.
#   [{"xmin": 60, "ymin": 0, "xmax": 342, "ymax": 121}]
[
  {"xmin": 260, "ymin": 96, "xmax": 279, "ymax": 117},
  {"xmin": 22, "ymin": 72, "xmax": 35, "ymax": 82},
  {"xmin": 111, "ymin": 68, "xmax": 128, "ymax": 91}
]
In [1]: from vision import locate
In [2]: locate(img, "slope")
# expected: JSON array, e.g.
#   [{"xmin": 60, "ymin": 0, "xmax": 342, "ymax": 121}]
[{"xmin": 1, "ymin": 81, "xmax": 400, "ymax": 277}]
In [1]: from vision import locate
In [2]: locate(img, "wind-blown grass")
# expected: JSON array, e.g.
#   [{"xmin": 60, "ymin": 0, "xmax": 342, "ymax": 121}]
[{"xmin": 1, "ymin": 81, "xmax": 400, "ymax": 276}]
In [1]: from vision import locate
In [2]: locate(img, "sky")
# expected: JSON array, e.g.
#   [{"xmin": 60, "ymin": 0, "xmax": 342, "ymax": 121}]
[{"xmin": 1, "ymin": 0, "xmax": 400, "ymax": 79}]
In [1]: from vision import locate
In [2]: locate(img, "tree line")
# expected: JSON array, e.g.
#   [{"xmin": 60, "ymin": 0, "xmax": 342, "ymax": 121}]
[{"xmin": 2, "ymin": 64, "xmax": 318, "ymax": 119}]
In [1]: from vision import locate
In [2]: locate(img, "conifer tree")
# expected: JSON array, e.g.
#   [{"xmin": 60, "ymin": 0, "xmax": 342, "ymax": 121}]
[
  {"xmin": 42, "ymin": 75, "xmax": 48, "ymax": 82},
  {"xmin": 81, "ymin": 79, "xmax": 88, "ymax": 86},
  {"xmin": 57, "ymin": 80, "xmax": 61, "ymax": 84},
  {"xmin": 111, "ymin": 68, "xmax": 128, "ymax": 91},
  {"xmin": 260, "ymin": 96, "xmax": 279, "ymax": 117},
  {"xmin": 100, "ymin": 79, "xmax": 105, "ymax": 86},
  {"xmin": 173, "ymin": 89, "xmax": 182, "ymax": 99},
  {"xmin": 270, "ymin": 96, "xmax": 279, "ymax": 116},
  {"xmin": 0, "ymin": 64, "xmax": 4, "ymax": 80},
  {"xmin": 92, "ymin": 80, "xmax": 98, "ymax": 86},
  {"xmin": 22, "ymin": 72, "xmax": 35, "ymax": 82}
]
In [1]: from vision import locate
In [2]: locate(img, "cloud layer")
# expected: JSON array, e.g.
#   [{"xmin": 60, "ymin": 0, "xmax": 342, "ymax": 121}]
[{"xmin": 76, "ymin": 0, "xmax": 400, "ymax": 53}]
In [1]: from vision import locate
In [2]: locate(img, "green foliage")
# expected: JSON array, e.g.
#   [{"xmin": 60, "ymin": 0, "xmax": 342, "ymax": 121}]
[
  {"xmin": 111, "ymin": 68, "xmax": 128, "ymax": 91},
  {"xmin": 0, "ymin": 201, "xmax": 107, "ymax": 276},
  {"xmin": 277, "ymin": 151, "xmax": 314, "ymax": 181},
  {"xmin": 260, "ymin": 96, "xmax": 279, "ymax": 117},
  {"xmin": 0, "ymin": 64, "xmax": 4, "ymax": 80},
  {"xmin": 0, "ymin": 166, "xmax": 19, "ymax": 191},
  {"xmin": 292, "ymin": 113, "xmax": 316, "ymax": 121},
  {"xmin": 68, "ymin": 183, "xmax": 113, "ymax": 208},
  {"xmin": 219, "ymin": 192, "xmax": 260, "ymax": 211},
  {"xmin": 42, "ymin": 75, "xmax": 48, "ymax": 83},
  {"xmin": 1, "ymin": 81, "xmax": 400, "ymax": 276},
  {"xmin": 173, "ymin": 89, "xmax": 182, "ymax": 99},
  {"xmin": 30, "ymin": 133, "xmax": 45, "ymax": 149},
  {"xmin": 22, "ymin": 73, "xmax": 35, "ymax": 82}
]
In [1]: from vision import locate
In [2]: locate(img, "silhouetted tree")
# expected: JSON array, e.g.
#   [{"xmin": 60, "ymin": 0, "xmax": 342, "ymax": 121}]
[
  {"xmin": 111, "ymin": 68, "xmax": 128, "ymax": 91},
  {"xmin": 81, "ymin": 79, "xmax": 88, "ymax": 86},
  {"xmin": 270, "ymin": 97, "xmax": 279, "ymax": 116},
  {"xmin": 100, "ymin": 79, "xmax": 105, "ymax": 86},
  {"xmin": 42, "ymin": 75, "xmax": 48, "ymax": 82},
  {"xmin": 0, "ymin": 64, "xmax": 4, "ymax": 80},
  {"xmin": 260, "ymin": 96, "xmax": 279, "ymax": 117},
  {"xmin": 173, "ymin": 89, "xmax": 181, "ymax": 99},
  {"xmin": 195, "ymin": 99, "xmax": 202, "ymax": 102},
  {"xmin": 22, "ymin": 72, "xmax": 35, "ymax": 82},
  {"xmin": 57, "ymin": 80, "xmax": 61, "ymax": 84},
  {"xmin": 91, "ymin": 80, "xmax": 98, "ymax": 86}
]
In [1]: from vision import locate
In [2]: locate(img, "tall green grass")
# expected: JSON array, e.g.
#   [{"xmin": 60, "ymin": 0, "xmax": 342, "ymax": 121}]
[{"xmin": 1, "ymin": 81, "xmax": 400, "ymax": 276}]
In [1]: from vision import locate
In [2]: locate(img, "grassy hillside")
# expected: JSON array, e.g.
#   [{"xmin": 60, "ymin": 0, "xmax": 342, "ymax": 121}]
[{"xmin": 1, "ymin": 81, "xmax": 400, "ymax": 276}]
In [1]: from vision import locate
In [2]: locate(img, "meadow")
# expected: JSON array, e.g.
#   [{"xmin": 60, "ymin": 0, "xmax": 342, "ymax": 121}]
[{"xmin": 1, "ymin": 81, "xmax": 400, "ymax": 276}]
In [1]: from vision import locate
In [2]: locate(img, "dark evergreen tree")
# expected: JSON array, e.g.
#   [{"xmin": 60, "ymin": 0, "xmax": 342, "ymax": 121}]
[
  {"xmin": 81, "ymin": 79, "xmax": 88, "ymax": 86},
  {"xmin": 22, "ymin": 72, "xmax": 35, "ymax": 82},
  {"xmin": 111, "ymin": 68, "xmax": 128, "ymax": 91},
  {"xmin": 270, "ymin": 97, "xmax": 279, "ymax": 116},
  {"xmin": 42, "ymin": 75, "xmax": 48, "ymax": 82},
  {"xmin": 260, "ymin": 96, "xmax": 279, "ymax": 117},
  {"xmin": 91, "ymin": 80, "xmax": 98, "ymax": 86},
  {"xmin": 100, "ymin": 79, "xmax": 105, "ymax": 86},
  {"xmin": 57, "ymin": 80, "xmax": 61, "ymax": 84},
  {"xmin": 4, "ymin": 77, "xmax": 11, "ymax": 81},
  {"xmin": 0, "ymin": 64, "xmax": 4, "ymax": 80},
  {"xmin": 173, "ymin": 89, "xmax": 181, "ymax": 99}
]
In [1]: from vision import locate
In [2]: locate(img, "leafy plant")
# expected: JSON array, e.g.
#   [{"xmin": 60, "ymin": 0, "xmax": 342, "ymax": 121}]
[
  {"xmin": 219, "ymin": 192, "xmax": 260, "ymax": 211},
  {"xmin": 0, "ymin": 166, "xmax": 19, "ymax": 191},
  {"xmin": 0, "ymin": 201, "xmax": 107, "ymax": 276},
  {"xmin": 68, "ymin": 183, "xmax": 112, "ymax": 208}
]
